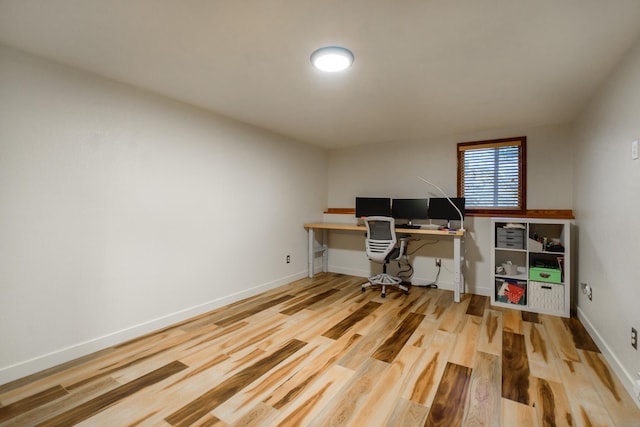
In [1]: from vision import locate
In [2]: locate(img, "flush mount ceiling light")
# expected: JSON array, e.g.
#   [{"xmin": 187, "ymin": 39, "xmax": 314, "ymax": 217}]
[{"xmin": 310, "ymin": 46, "xmax": 354, "ymax": 72}]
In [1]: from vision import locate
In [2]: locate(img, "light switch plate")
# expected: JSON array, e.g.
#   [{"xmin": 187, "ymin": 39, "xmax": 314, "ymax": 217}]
[{"xmin": 632, "ymin": 140, "xmax": 639, "ymax": 160}]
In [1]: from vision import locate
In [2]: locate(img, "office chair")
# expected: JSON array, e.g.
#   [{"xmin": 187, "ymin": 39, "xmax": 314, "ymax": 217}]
[{"xmin": 361, "ymin": 216, "xmax": 409, "ymax": 298}]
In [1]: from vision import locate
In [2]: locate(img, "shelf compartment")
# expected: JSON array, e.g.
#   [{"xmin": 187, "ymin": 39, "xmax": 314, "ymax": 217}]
[
  {"xmin": 528, "ymin": 223, "xmax": 566, "ymax": 253},
  {"xmin": 529, "ymin": 281, "xmax": 564, "ymax": 314},
  {"xmin": 529, "ymin": 252, "xmax": 565, "ymax": 282},
  {"xmin": 494, "ymin": 249, "xmax": 527, "ymax": 279},
  {"xmin": 495, "ymin": 278, "xmax": 527, "ymax": 306}
]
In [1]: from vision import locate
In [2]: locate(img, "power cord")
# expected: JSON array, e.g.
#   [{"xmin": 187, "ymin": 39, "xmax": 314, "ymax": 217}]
[
  {"xmin": 401, "ymin": 239, "xmax": 440, "ymax": 288},
  {"xmin": 416, "ymin": 263, "xmax": 440, "ymax": 288},
  {"xmin": 394, "ymin": 250, "xmax": 440, "ymax": 288},
  {"xmin": 406, "ymin": 239, "xmax": 439, "ymax": 256},
  {"xmin": 396, "ymin": 258, "xmax": 414, "ymax": 282}
]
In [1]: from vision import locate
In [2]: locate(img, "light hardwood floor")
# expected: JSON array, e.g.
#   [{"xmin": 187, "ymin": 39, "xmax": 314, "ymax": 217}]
[{"xmin": 1, "ymin": 273, "xmax": 639, "ymax": 426}]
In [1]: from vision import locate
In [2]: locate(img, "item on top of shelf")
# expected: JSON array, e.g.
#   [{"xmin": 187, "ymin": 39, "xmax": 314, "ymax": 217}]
[{"xmin": 503, "ymin": 223, "xmax": 526, "ymax": 229}]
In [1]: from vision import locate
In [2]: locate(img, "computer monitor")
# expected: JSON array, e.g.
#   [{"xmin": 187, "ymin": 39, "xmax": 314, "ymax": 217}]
[
  {"xmin": 392, "ymin": 198, "xmax": 429, "ymax": 226},
  {"xmin": 428, "ymin": 197, "xmax": 465, "ymax": 227},
  {"xmin": 355, "ymin": 197, "xmax": 391, "ymax": 217}
]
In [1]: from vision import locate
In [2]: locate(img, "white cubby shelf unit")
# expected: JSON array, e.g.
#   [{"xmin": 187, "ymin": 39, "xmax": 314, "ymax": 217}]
[{"xmin": 490, "ymin": 217, "xmax": 572, "ymax": 317}]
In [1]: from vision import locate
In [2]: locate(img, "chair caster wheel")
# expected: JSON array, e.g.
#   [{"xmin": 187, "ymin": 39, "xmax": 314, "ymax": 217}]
[
  {"xmin": 361, "ymin": 287, "xmax": 365, "ymax": 293},
  {"xmin": 381, "ymin": 293, "xmax": 386, "ymax": 298},
  {"xmin": 404, "ymin": 291, "xmax": 409, "ymax": 295}
]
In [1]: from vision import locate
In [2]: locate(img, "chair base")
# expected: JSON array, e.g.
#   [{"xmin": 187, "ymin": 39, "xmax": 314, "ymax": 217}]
[{"xmin": 362, "ymin": 274, "xmax": 409, "ymax": 298}]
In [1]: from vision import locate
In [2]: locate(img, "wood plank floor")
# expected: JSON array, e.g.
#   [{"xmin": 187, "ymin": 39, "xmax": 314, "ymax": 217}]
[{"xmin": 1, "ymin": 273, "xmax": 639, "ymax": 426}]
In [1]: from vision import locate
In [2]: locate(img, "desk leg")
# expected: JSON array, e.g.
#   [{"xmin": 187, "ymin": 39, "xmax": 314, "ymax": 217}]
[
  {"xmin": 321, "ymin": 229, "xmax": 328, "ymax": 273},
  {"xmin": 453, "ymin": 236, "xmax": 464, "ymax": 303},
  {"xmin": 308, "ymin": 228, "xmax": 329, "ymax": 278},
  {"xmin": 308, "ymin": 228, "xmax": 315, "ymax": 278}
]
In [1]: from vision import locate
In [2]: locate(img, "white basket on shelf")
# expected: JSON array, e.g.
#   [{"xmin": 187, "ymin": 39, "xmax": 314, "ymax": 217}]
[{"xmin": 528, "ymin": 280, "xmax": 564, "ymax": 314}]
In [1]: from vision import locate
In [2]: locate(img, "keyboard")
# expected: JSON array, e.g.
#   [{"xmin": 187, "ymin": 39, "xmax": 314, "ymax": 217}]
[{"xmin": 395, "ymin": 224, "xmax": 421, "ymax": 229}]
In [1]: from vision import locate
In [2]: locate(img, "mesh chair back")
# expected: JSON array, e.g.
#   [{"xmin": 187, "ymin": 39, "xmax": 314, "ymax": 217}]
[{"xmin": 364, "ymin": 216, "xmax": 397, "ymax": 263}]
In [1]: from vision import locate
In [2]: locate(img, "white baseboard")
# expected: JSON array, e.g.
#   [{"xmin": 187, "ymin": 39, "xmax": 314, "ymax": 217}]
[
  {"xmin": 577, "ymin": 306, "xmax": 640, "ymax": 408},
  {"xmin": 327, "ymin": 266, "xmax": 367, "ymax": 280},
  {"xmin": 0, "ymin": 271, "xmax": 306, "ymax": 386}
]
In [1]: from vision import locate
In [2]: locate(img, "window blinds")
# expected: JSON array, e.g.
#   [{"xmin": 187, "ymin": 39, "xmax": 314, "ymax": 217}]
[{"xmin": 459, "ymin": 140, "xmax": 523, "ymax": 209}]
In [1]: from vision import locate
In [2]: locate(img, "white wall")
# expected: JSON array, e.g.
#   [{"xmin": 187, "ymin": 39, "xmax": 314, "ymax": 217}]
[
  {"xmin": 0, "ymin": 44, "xmax": 327, "ymax": 384},
  {"xmin": 573, "ymin": 37, "xmax": 640, "ymax": 398},
  {"xmin": 325, "ymin": 124, "xmax": 574, "ymax": 295}
]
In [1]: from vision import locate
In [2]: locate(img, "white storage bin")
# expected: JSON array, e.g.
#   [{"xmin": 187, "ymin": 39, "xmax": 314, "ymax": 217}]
[
  {"xmin": 528, "ymin": 238, "xmax": 543, "ymax": 252},
  {"xmin": 528, "ymin": 280, "xmax": 564, "ymax": 314}
]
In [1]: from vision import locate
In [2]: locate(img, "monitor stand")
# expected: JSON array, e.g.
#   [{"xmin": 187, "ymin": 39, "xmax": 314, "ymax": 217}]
[{"xmin": 421, "ymin": 220, "xmax": 439, "ymax": 230}]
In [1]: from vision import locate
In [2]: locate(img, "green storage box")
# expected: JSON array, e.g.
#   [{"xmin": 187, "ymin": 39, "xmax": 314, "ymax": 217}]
[{"xmin": 529, "ymin": 267, "xmax": 562, "ymax": 283}]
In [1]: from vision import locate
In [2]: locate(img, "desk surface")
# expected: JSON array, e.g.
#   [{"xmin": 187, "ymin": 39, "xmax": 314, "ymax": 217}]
[{"xmin": 304, "ymin": 222, "xmax": 464, "ymax": 237}]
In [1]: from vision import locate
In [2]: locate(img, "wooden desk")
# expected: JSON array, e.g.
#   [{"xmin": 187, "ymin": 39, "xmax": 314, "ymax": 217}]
[{"xmin": 304, "ymin": 222, "xmax": 465, "ymax": 302}]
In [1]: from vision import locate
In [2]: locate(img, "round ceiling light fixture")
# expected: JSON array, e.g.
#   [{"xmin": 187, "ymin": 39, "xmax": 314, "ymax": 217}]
[{"xmin": 310, "ymin": 46, "xmax": 354, "ymax": 72}]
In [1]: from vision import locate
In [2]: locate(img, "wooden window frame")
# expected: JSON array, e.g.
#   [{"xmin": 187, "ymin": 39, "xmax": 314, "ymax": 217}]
[{"xmin": 457, "ymin": 136, "xmax": 527, "ymax": 215}]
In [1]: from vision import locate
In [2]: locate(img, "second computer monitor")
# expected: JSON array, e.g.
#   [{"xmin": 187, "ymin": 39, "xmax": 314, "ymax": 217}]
[{"xmin": 392, "ymin": 198, "xmax": 429, "ymax": 225}]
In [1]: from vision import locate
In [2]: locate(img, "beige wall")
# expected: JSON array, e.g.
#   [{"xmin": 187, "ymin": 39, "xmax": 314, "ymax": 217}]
[
  {"xmin": 573, "ymin": 37, "xmax": 640, "ymax": 398},
  {"xmin": 0, "ymin": 45, "xmax": 327, "ymax": 384}
]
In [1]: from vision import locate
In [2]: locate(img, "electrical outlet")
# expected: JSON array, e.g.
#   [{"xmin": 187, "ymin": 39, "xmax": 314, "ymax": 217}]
[
  {"xmin": 286, "ymin": 255, "xmax": 291, "ymax": 264},
  {"xmin": 581, "ymin": 283, "xmax": 592, "ymax": 301},
  {"xmin": 435, "ymin": 258, "xmax": 441, "ymax": 267},
  {"xmin": 632, "ymin": 327, "xmax": 638, "ymax": 350}
]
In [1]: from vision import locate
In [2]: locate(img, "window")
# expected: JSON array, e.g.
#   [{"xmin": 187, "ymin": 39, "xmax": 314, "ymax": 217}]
[{"xmin": 457, "ymin": 136, "xmax": 526, "ymax": 214}]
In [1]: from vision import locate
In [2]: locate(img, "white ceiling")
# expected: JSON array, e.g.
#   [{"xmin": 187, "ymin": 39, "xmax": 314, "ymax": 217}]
[{"xmin": 1, "ymin": 1, "xmax": 640, "ymax": 149}]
